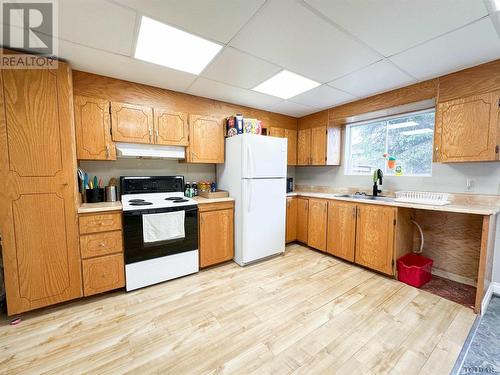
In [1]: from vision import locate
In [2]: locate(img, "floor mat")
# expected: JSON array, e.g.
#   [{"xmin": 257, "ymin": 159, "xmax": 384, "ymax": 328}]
[{"xmin": 420, "ymin": 275, "xmax": 476, "ymax": 309}]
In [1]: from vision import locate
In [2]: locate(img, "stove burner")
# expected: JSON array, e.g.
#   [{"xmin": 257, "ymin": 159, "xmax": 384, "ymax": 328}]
[
  {"xmin": 172, "ymin": 199, "xmax": 189, "ymax": 203},
  {"xmin": 129, "ymin": 199, "xmax": 145, "ymax": 203},
  {"xmin": 129, "ymin": 201, "xmax": 153, "ymax": 206},
  {"xmin": 165, "ymin": 197, "xmax": 185, "ymax": 201}
]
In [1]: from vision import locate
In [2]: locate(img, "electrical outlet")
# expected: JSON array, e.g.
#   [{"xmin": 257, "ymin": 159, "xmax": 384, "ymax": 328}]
[{"xmin": 466, "ymin": 178, "xmax": 474, "ymax": 191}]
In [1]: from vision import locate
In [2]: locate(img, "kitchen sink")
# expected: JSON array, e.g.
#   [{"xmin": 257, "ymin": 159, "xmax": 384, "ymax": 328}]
[{"xmin": 333, "ymin": 194, "xmax": 394, "ymax": 202}]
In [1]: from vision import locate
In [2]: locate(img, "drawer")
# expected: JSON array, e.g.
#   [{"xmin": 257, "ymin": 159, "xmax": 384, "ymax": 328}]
[
  {"xmin": 80, "ymin": 230, "xmax": 123, "ymax": 259},
  {"xmin": 82, "ymin": 253, "xmax": 125, "ymax": 297},
  {"xmin": 79, "ymin": 212, "xmax": 122, "ymax": 234}
]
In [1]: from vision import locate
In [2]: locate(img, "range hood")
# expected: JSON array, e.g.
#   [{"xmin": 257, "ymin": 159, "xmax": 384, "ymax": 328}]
[{"xmin": 116, "ymin": 142, "xmax": 185, "ymax": 159}]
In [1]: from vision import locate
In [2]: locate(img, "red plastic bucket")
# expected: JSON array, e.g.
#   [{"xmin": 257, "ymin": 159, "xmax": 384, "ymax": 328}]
[{"xmin": 397, "ymin": 253, "xmax": 433, "ymax": 288}]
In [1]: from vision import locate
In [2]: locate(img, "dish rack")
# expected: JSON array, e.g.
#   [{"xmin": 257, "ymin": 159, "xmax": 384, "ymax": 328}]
[{"xmin": 395, "ymin": 191, "xmax": 450, "ymax": 206}]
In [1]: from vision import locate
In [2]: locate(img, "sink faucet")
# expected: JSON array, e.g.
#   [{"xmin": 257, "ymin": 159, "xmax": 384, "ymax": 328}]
[{"xmin": 372, "ymin": 169, "xmax": 383, "ymax": 196}]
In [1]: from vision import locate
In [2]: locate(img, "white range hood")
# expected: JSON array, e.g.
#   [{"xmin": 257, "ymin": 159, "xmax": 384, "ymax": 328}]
[{"xmin": 116, "ymin": 142, "xmax": 185, "ymax": 159}]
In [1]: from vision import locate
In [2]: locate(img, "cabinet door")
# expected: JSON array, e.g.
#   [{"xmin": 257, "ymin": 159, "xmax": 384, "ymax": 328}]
[
  {"xmin": 0, "ymin": 62, "xmax": 82, "ymax": 315},
  {"xmin": 435, "ymin": 91, "xmax": 500, "ymax": 162},
  {"xmin": 74, "ymin": 96, "xmax": 115, "ymax": 160},
  {"xmin": 310, "ymin": 126, "xmax": 327, "ymax": 165},
  {"xmin": 285, "ymin": 129, "xmax": 297, "ymax": 166},
  {"xmin": 154, "ymin": 109, "xmax": 188, "ymax": 146},
  {"xmin": 199, "ymin": 207, "xmax": 234, "ymax": 268},
  {"xmin": 82, "ymin": 253, "xmax": 125, "ymax": 297},
  {"xmin": 296, "ymin": 197, "xmax": 309, "ymax": 243},
  {"xmin": 269, "ymin": 127, "xmax": 285, "ymax": 138},
  {"xmin": 297, "ymin": 129, "xmax": 311, "ymax": 165},
  {"xmin": 355, "ymin": 204, "xmax": 396, "ymax": 275},
  {"xmin": 110, "ymin": 101, "xmax": 153, "ymax": 144},
  {"xmin": 286, "ymin": 197, "xmax": 297, "ymax": 243},
  {"xmin": 327, "ymin": 201, "xmax": 356, "ymax": 262},
  {"xmin": 188, "ymin": 115, "xmax": 224, "ymax": 163},
  {"xmin": 307, "ymin": 198, "xmax": 328, "ymax": 251}
]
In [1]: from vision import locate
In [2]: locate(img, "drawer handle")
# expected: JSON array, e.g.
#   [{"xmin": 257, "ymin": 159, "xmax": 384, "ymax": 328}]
[
  {"xmin": 100, "ymin": 242, "xmax": 106, "ymax": 247},
  {"xmin": 101, "ymin": 272, "xmax": 108, "ymax": 278}
]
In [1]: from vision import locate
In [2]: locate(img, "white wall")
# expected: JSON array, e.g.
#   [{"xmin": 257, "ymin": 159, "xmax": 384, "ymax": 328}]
[
  {"xmin": 79, "ymin": 159, "xmax": 216, "ymax": 190},
  {"xmin": 295, "ymin": 162, "xmax": 500, "ymax": 195}
]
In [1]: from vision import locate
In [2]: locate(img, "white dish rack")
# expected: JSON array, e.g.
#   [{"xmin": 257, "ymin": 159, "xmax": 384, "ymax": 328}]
[{"xmin": 395, "ymin": 191, "xmax": 450, "ymax": 206}]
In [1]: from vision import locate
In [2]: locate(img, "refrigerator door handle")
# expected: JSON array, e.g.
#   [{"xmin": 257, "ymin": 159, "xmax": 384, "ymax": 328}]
[
  {"xmin": 247, "ymin": 144, "xmax": 254, "ymax": 178},
  {"xmin": 247, "ymin": 179, "xmax": 252, "ymax": 212}
]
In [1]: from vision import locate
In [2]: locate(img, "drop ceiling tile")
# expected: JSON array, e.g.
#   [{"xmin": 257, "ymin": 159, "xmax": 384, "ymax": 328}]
[
  {"xmin": 329, "ymin": 61, "xmax": 415, "ymax": 98},
  {"xmin": 58, "ymin": 40, "xmax": 196, "ymax": 92},
  {"xmin": 201, "ymin": 47, "xmax": 281, "ymax": 89},
  {"xmin": 113, "ymin": 0, "xmax": 265, "ymax": 43},
  {"xmin": 230, "ymin": 0, "xmax": 380, "ymax": 83},
  {"xmin": 305, "ymin": 0, "xmax": 488, "ymax": 56},
  {"xmin": 290, "ymin": 85, "xmax": 356, "ymax": 109},
  {"xmin": 187, "ymin": 77, "xmax": 282, "ymax": 109},
  {"xmin": 268, "ymin": 101, "xmax": 317, "ymax": 117},
  {"xmin": 58, "ymin": 0, "xmax": 137, "ymax": 56},
  {"xmin": 389, "ymin": 18, "xmax": 500, "ymax": 80}
]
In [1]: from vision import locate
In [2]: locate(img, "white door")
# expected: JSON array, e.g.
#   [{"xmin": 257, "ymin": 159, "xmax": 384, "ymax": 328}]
[
  {"xmin": 241, "ymin": 178, "xmax": 286, "ymax": 264},
  {"xmin": 242, "ymin": 134, "xmax": 287, "ymax": 178}
]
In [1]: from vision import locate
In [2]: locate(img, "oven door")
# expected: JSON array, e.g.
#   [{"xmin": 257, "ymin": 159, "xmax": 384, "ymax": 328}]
[{"xmin": 123, "ymin": 205, "xmax": 198, "ymax": 264}]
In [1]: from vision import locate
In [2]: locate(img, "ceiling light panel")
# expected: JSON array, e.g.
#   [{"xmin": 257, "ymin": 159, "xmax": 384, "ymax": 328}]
[
  {"xmin": 134, "ymin": 16, "xmax": 222, "ymax": 75},
  {"xmin": 253, "ymin": 70, "xmax": 320, "ymax": 99}
]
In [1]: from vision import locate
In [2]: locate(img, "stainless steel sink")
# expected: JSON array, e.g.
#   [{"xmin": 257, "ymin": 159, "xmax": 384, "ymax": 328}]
[{"xmin": 333, "ymin": 194, "xmax": 394, "ymax": 202}]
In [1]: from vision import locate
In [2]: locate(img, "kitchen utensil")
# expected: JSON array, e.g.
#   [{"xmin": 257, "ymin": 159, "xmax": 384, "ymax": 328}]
[{"xmin": 105, "ymin": 186, "xmax": 117, "ymax": 202}]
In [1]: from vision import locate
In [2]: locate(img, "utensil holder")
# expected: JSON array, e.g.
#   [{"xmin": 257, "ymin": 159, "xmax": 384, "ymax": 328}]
[{"xmin": 85, "ymin": 188, "xmax": 104, "ymax": 203}]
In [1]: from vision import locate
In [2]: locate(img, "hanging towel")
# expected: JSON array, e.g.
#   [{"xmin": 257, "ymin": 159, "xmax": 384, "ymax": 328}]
[{"xmin": 143, "ymin": 210, "xmax": 185, "ymax": 243}]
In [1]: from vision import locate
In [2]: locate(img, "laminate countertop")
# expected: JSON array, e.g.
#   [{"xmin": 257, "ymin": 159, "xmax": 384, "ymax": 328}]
[
  {"xmin": 287, "ymin": 191, "xmax": 500, "ymax": 216},
  {"xmin": 78, "ymin": 201, "xmax": 123, "ymax": 214},
  {"xmin": 78, "ymin": 197, "xmax": 234, "ymax": 214}
]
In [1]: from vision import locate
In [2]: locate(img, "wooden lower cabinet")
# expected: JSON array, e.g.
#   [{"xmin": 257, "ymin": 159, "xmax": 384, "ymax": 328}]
[
  {"xmin": 355, "ymin": 204, "xmax": 396, "ymax": 275},
  {"xmin": 83, "ymin": 254, "xmax": 125, "ymax": 297},
  {"xmin": 296, "ymin": 197, "xmax": 309, "ymax": 243},
  {"xmin": 199, "ymin": 201, "xmax": 234, "ymax": 268},
  {"xmin": 307, "ymin": 198, "xmax": 328, "ymax": 251},
  {"xmin": 78, "ymin": 211, "xmax": 125, "ymax": 297},
  {"xmin": 327, "ymin": 201, "xmax": 356, "ymax": 262},
  {"xmin": 286, "ymin": 197, "xmax": 297, "ymax": 243}
]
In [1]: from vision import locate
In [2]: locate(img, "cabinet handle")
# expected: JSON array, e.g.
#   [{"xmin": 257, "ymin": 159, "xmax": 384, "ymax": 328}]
[
  {"xmin": 155, "ymin": 129, "xmax": 159, "ymax": 143},
  {"xmin": 100, "ymin": 242, "xmax": 105, "ymax": 247},
  {"xmin": 352, "ymin": 206, "xmax": 356, "ymax": 218},
  {"xmin": 149, "ymin": 128, "xmax": 153, "ymax": 143},
  {"xmin": 105, "ymin": 145, "xmax": 110, "ymax": 159}
]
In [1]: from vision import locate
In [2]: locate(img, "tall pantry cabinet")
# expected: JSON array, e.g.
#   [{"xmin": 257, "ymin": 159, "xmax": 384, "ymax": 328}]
[{"xmin": 0, "ymin": 59, "xmax": 82, "ymax": 315}]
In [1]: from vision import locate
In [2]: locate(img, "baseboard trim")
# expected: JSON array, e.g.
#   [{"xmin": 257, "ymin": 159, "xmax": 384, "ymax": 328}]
[
  {"xmin": 481, "ymin": 284, "xmax": 494, "ymax": 315},
  {"xmin": 493, "ymin": 282, "xmax": 500, "ymax": 296}
]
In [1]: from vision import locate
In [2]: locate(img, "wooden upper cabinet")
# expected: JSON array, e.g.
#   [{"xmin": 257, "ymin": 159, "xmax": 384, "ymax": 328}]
[
  {"xmin": 307, "ymin": 198, "xmax": 328, "ymax": 252},
  {"xmin": 355, "ymin": 204, "xmax": 396, "ymax": 275},
  {"xmin": 296, "ymin": 197, "xmax": 309, "ymax": 244},
  {"xmin": 199, "ymin": 203, "xmax": 234, "ymax": 268},
  {"xmin": 310, "ymin": 126, "xmax": 327, "ymax": 165},
  {"xmin": 187, "ymin": 115, "xmax": 224, "ymax": 163},
  {"xmin": 327, "ymin": 201, "xmax": 356, "ymax": 262},
  {"xmin": 154, "ymin": 109, "xmax": 189, "ymax": 146},
  {"xmin": 74, "ymin": 95, "xmax": 115, "ymax": 160},
  {"xmin": 285, "ymin": 129, "xmax": 297, "ymax": 166},
  {"xmin": 435, "ymin": 91, "xmax": 500, "ymax": 162},
  {"xmin": 268, "ymin": 127, "xmax": 285, "ymax": 138},
  {"xmin": 297, "ymin": 129, "xmax": 311, "ymax": 165},
  {"xmin": 0, "ymin": 62, "xmax": 82, "ymax": 315},
  {"xmin": 286, "ymin": 197, "xmax": 297, "ymax": 243},
  {"xmin": 110, "ymin": 101, "xmax": 153, "ymax": 144}
]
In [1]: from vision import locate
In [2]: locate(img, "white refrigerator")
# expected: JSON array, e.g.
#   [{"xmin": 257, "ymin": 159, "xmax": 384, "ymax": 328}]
[{"xmin": 217, "ymin": 134, "xmax": 287, "ymax": 266}]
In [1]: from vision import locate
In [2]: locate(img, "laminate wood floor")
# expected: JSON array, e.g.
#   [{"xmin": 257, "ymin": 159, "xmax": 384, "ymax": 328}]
[{"xmin": 0, "ymin": 244, "xmax": 475, "ymax": 375}]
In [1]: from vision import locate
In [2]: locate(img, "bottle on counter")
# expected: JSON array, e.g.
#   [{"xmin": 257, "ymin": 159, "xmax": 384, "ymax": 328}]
[
  {"xmin": 192, "ymin": 182, "xmax": 198, "ymax": 196},
  {"xmin": 189, "ymin": 183, "xmax": 195, "ymax": 198},
  {"xmin": 185, "ymin": 182, "xmax": 191, "ymax": 197},
  {"xmin": 210, "ymin": 182, "xmax": 217, "ymax": 192}
]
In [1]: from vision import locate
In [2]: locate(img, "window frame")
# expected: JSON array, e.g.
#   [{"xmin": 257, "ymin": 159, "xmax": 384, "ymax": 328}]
[{"xmin": 343, "ymin": 108, "xmax": 435, "ymax": 177}]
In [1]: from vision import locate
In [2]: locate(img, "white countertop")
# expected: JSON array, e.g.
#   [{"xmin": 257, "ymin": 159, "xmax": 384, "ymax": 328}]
[
  {"xmin": 78, "ymin": 201, "xmax": 123, "ymax": 214},
  {"xmin": 287, "ymin": 191, "xmax": 500, "ymax": 216},
  {"xmin": 193, "ymin": 196, "xmax": 235, "ymax": 204}
]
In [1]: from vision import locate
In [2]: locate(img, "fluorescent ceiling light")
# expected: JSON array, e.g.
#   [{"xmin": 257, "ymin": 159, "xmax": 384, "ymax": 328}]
[
  {"xmin": 401, "ymin": 128, "xmax": 434, "ymax": 136},
  {"xmin": 252, "ymin": 70, "xmax": 320, "ymax": 99},
  {"xmin": 135, "ymin": 16, "xmax": 222, "ymax": 75},
  {"xmin": 387, "ymin": 121, "xmax": 418, "ymax": 130}
]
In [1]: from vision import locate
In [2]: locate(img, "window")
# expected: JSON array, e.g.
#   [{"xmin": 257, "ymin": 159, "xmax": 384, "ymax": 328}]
[{"xmin": 344, "ymin": 109, "xmax": 435, "ymax": 176}]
